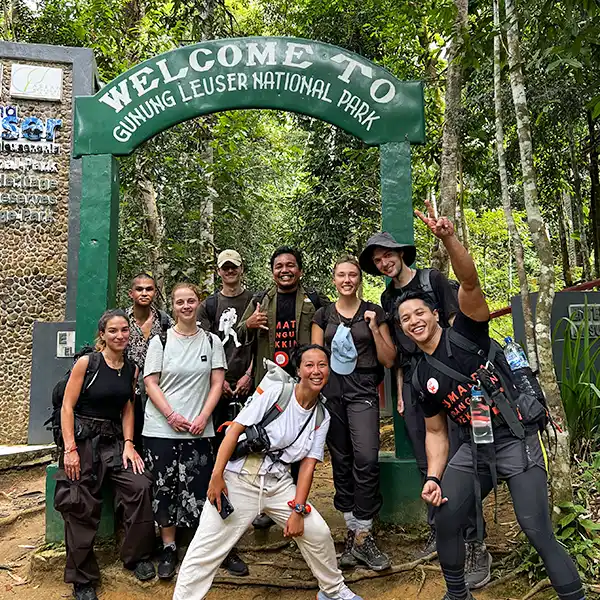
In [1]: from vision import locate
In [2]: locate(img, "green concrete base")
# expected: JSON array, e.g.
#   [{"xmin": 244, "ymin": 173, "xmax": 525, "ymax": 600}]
[
  {"xmin": 45, "ymin": 463, "xmax": 115, "ymax": 543},
  {"xmin": 379, "ymin": 451, "xmax": 425, "ymax": 524}
]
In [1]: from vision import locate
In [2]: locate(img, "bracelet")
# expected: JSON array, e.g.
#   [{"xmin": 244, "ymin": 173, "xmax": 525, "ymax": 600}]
[
  {"xmin": 287, "ymin": 500, "xmax": 312, "ymax": 515},
  {"xmin": 64, "ymin": 446, "xmax": 78, "ymax": 454},
  {"xmin": 166, "ymin": 410, "xmax": 174, "ymax": 419},
  {"xmin": 425, "ymin": 475, "xmax": 442, "ymax": 487},
  {"xmin": 244, "ymin": 371, "xmax": 252, "ymax": 378},
  {"xmin": 124, "ymin": 439, "xmax": 134, "ymax": 445}
]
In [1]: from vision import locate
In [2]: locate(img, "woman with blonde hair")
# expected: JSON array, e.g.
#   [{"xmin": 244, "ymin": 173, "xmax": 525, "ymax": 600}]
[
  {"xmin": 54, "ymin": 309, "xmax": 155, "ymax": 600},
  {"xmin": 143, "ymin": 283, "xmax": 226, "ymax": 580},
  {"xmin": 312, "ymin": 255, "xmax": 396, "ymax": 572}
]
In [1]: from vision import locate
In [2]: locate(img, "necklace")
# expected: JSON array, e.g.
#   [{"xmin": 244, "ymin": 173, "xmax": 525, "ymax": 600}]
[
  {"xmin": 173, "ymin": 326, "xmax": 199, "ymax": 337},
  {"xmin": 103, "ymin": 353, "xmax": 124, "ymax": 376}
]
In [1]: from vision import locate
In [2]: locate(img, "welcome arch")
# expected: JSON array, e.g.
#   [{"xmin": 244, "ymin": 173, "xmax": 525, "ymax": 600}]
[{"xmin": 73, "ymin": 36, "xmax": 425, "ymax": 523}]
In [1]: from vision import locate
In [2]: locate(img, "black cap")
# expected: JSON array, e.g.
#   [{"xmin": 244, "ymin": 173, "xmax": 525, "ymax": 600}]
[{"xmin": 358, "ymin": 232, "xmax": 416, "ymax": 276}]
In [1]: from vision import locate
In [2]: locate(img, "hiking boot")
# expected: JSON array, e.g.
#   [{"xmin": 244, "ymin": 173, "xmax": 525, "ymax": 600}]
[
  {"xmin": 317, "ymin": 583, "xmax": 364, "ymax": 599},
  {"xmin": 253, "ymin": 513, "xmax": 275, "ymax": 529},
  {"xmin": 351, "ymin": 531, "xmax": 391, "ymax": 571},
  {"xmin": 73, "ymin": 583, "xmax": 98, "ymax": 600},
  {"xmin": 221, "ymin": 548, "xmax": 249, "ymax": 576},
  {"xmin": 133, "ymin": 559, "xmax": 156, "ymax": 581},
  {"xmin": 157, "ymin": 545, "xmax": 177, "ymax": 580},
  {"xmin": 414, "ymin": 526, "xmax": 437, "ymax": 559},
  {"xmin": 339, "ymin": 530, "xmax": 358, "ymax": 569},
  {"xmin": 465, "ymin": 541, "xmax": 492, "ymax": 589},
  {"xmin": 441, "ymin": 591, "xmax": 475, "ymax": 600}
]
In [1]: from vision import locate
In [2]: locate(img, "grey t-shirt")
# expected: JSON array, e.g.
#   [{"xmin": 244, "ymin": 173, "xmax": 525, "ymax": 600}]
[{"xmin": 143, "ymin": 328, "xmax": 227, "ymax": 439}]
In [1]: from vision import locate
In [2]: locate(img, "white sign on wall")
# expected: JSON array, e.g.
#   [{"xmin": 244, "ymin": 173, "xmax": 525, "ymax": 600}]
[
  {"xmin": 56, "ymin": 331, "xmax": 75, "ymax": 358},
  {"xmin": 10, "ymin": 64, "xmax": 63, "ymax": 101}
]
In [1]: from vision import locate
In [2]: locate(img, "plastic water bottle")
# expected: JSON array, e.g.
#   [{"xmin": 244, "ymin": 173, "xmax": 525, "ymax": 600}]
[
  {"xmin": 503, "ymin": 337, "xmax": 544, "ymax": 401},
  {"xmin": 470, "ymin": 386, "xmax": 494, "ymax": 444}
]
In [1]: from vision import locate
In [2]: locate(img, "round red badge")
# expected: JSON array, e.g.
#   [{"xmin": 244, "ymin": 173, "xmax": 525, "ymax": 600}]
[
  {"xmin": 426, "ymin": 377, "xmax": 439, "ymax": 394},
  {"xmin": 274, "ymin": 351, "xmax": 289, "ymax": 367}
]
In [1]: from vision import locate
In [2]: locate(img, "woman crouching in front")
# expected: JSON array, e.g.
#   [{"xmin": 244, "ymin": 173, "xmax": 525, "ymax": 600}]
[
  {"xmin": 54, "ymin": 309, "xmax": 155, "ymax": 600},
  {"xmin": 173, "ymin": 344, "xmax": 364, "ymax": 600}
]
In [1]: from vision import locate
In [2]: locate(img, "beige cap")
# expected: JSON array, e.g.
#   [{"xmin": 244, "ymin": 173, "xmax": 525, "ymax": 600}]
[{"xmin": 217, "ymin": 249, "xmax": 242, "ymax": 268}]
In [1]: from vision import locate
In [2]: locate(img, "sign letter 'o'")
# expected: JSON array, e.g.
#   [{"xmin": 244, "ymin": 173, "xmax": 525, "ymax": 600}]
[
  {"xmin": 370, "ymin": 79, "xmax": 396, "ymax": 104},
  {"xmin": 217, "ymin": 45, "xmax": 243, "ymax": 68},
  {"xmin": 189, "ymin": 48, "xmax": 215, "ymax": 72}
]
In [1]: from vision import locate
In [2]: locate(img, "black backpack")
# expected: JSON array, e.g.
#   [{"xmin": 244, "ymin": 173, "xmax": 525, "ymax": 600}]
[{"xmin": 417, "ymin": 268, "xmax": 459, "ymax": 322}]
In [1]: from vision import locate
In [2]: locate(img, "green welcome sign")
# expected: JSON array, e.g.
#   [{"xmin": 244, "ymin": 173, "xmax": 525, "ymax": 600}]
[
  {"xmin": 73, "ymin": 36, "xmax": 425, "ymax": 523},
  {"xmin": 74, "ymin": 37, "xmax": 424, "ymax": 156}
]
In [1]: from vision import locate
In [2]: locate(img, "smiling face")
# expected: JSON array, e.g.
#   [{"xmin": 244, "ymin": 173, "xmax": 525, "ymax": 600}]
[
  {"xmin": 398, "ymin": 298, "xmax": 440, "ymax": 346},
  {"xmin": 372, "ymin": 247, "xmax": 404, "ymax": 278},
  {"xmin": 100, "ymin": 316, "xmax": 130, "ymax": 352},
  {"xmin": 333, "ymin": 262, "xmax": 361, "ymax": 297},
  {"xmin": 218, "ymin": 262, "xmax": 243, "ymax": 286},
  {"xmin": 129, "ymin": 276, "xmax": 156, "ymax": 307},
  {"xmin": 172, "ymin": 287, "xmax": 200, "ymax": 323},
  {"xmin": 272, "ymin": 253, "xmax": 302, "ymax": 292},
  {"xmin": 297, "ymin": 348, "xmax": 330, "ymax": 392}
]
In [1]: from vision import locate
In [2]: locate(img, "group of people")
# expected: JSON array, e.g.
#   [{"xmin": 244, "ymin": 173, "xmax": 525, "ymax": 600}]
[{"xmin": 53, "ymin": 206, "xmax": 585, "ymax": 600}]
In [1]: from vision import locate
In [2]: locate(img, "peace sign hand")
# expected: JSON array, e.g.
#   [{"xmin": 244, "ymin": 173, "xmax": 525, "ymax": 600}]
[{"xmin": 414, "ymin": 200, "xmax": 455, "ymax": 239}]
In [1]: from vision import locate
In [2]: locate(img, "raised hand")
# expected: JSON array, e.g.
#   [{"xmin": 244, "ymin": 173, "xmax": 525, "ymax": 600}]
[
  {"xmin": 246, "ymin": 303, "xmax": 269, "ymax": 331},
  {"xmin": 414, "ymin": 199, "xmax": 455, "ymax": 239}
]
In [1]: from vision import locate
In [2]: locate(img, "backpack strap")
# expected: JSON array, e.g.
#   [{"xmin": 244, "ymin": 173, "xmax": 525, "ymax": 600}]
[
  {"xmin": 158, "ymin": 310, "xmax": 171, "ymax": 349},
  {"xmin": 418, "ymin": 268, "xmax": 433, "ymax": 295},
  {"xmin": 252, "ymin": 290, "xmax": 268, "ymax": 309},
  {"xmin": 259, "ymin": 381, "xmax": 295, "ymax": 428},
  {"xmin": 82, "ymin": 351, "xmax": 102, "ymax": 392},
  {"xmin": 204, "ymin": 293, "xmax": 219, "ymax": 328},
  {"xmin": 306, "ymin": 289, "xmax": 322, "ymax": 311}
]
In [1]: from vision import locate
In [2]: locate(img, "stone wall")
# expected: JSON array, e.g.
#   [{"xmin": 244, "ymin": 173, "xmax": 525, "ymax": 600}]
[{"xmin": 0, "ymin": 59, "xmax": 73, "ymax": 444}]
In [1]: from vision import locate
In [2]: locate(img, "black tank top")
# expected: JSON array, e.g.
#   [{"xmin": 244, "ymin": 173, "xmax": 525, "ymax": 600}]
[{"xmin": 75, "ymin": 354, "xmax": 135, "ymax": 422}]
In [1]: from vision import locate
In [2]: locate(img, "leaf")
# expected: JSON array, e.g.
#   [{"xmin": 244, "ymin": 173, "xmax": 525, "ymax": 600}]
[
  {"xmin": 559, "ymin": 512, "xmax": 577, "ymax": 527},
  {"xmin": 581, "ymin": 519, "xmax": 600, "ymax": 532},
  {"xmin": 576, "ymin": 554, "xmax": 589, "ymax": 569}
]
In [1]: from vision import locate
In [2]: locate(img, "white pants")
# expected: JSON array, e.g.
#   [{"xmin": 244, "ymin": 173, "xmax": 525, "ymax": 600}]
[{"xmin": 173, "ymin": 470, "xmax": 345, "ymax": 600}]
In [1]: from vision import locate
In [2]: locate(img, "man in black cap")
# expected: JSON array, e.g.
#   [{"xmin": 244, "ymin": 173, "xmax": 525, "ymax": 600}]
[{"xmin": 358, "ymin": 232, "xmax": 492, "ymax": 590}]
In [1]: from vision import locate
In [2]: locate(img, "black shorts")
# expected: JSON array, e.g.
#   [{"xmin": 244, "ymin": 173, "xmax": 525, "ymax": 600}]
[
  {"xmin": 143, "ymin": 436, "xmax": 214, "ymax": 528},
  {"xmin": 447, "ymin": 432, "xmax": 547, "ymax": 479}
]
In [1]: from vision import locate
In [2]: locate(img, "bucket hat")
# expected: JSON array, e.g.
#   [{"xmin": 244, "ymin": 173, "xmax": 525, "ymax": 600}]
[
  {"xmin": 358, "ymin": 232, "xmax": 416, "ymax": 276},
  {"xmin": 330, "ymin": 324, "xmax": 358, "ymax": 375}
]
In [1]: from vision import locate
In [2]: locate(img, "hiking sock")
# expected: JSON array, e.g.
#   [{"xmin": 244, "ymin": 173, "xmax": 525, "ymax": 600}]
[
  {"xmin": 442, "ymin": 566, "xmax": 469, "ymax": 600},
  {"xmin": 555, "ymin": 580, "xmax": 585, "ymax": 600},
  {"xmin": 354, "ymin": 517, "xmax": 373, "ymax": 534},
  {"xmin": 343, "ymin": 512, "xmax": 357, "ymax": 532}
]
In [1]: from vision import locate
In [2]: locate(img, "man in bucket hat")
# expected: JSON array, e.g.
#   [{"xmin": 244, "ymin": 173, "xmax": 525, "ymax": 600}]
[{"xmin": 359, "ymin": 232, "xmax": 492, "ymax": 590}]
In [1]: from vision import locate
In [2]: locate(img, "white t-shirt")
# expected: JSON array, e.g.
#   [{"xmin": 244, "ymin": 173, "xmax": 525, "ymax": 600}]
[
  {"xmin": 225, "ymin": 383, "xmax": 330, "ymax": 478},
  {"xmin": 143, "ymin": 328, "xmax": 226, "ymax": 439}
]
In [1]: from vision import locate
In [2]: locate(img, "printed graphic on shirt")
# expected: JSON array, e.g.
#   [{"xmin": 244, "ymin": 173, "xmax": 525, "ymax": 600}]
[
  {"xmin": 274, "ymin": 319, "xmax": 297, "ymax": 368},
  {"xmin": 218, "ymin": 307, "xmax": 241, "ymax": 348},
  {"xmin": 426, "ymin": 378, "xmax": 439, "ymax": 394}
]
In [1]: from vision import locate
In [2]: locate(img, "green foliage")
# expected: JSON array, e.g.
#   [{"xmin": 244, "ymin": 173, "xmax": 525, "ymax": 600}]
[{"xmin": 554, "ymin": 305, "xmax": 600, "ymax": 451}]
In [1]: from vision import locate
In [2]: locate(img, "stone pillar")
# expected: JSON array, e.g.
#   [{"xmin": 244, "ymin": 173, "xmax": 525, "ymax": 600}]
[{"xmin": 0, "ymin": 43, "xmax": 96, "ymax": 444}]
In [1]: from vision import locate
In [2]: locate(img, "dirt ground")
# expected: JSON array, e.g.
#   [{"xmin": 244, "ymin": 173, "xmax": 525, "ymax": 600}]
[{"xmin": 0, "ymin": 438, "xmax": 543, "ymax": 600}]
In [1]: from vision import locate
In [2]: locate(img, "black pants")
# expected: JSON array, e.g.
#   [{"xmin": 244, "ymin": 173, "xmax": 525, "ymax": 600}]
[
  {"xmin": 436, "ymin": 464, "xmax": 583, "ymax": 600},
  {"xmin": 402, "ymin": 381, "xmax": 478, "ymax": 539},
  {"xmin": 326, "ymin": 373, "xmax": 382, "ymax": 521},
  {"xmin": 211, "ymin": 392, "xmax": 249, "ymax": 453},
  {"xmin": 54, "ymin": 434, "xmax": 154, "ymax": 585}
]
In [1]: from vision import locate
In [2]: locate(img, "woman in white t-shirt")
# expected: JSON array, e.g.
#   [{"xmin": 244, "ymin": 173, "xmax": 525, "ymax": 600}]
[
  {"xmin": 173, "ymin": 345, "xmax": 363, "ymax": 600},
  {"xmin": 143, "ymin": 283, "xmax": 226, "ymax": 581}
]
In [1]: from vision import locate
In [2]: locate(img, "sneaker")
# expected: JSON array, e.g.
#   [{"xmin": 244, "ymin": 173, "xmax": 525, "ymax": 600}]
[
  {"xmin": 73, "ymin": 583, "xmax": 98, "ymax": 600},
  {"xmin": 351, "ymin": 531, "xmax": 391, "ymax": 571},
  {"xmin": 414, "ymin": 526, "xmax": 437, "ymax": 559},
  {"xmin": 133, "ymin": 559, "xmax": 156, "ymax": 581},
  {"xmin": 465, "ymin": 541, "xmax": 492, "ymax": 589},
  {"xmin": 221, "ymin": 548, "xmax": 249, "ymax": 577},
  {"xmin": 157, "ymin": 545, "xmax": 177, "ymax": 580},
  {"xmin": 253, "ymin": 513, "xmax": 275, "ymax": 529},
  {"xmin": 317, "ymin": 583, "xmax": 364, "ymax": 599},
  {"xmin": 441, "ymin": 592, "xmax": 475, "ymax": 600},
  {"xmin": 339, "ymin": 530, "xmax": 358, "ymax": 569}
]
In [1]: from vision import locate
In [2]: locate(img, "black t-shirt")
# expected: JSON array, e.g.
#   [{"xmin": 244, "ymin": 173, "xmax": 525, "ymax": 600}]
[
  {"xmin": 198, "ymin": 290, "xmax": 254, "ymax": 384},
  {"xmin": 313, "ymin": 301, "xmax": 386, "ymax": 370},
  {"xmin": 413, "ymin": 312, "xmax": 516, "ymax": 427},
  {"xmin": 75, "ymin": 354, "xmax": 135, "ymax": 422},
  {"xmin": 274, "ymin": 291, "xmax": 298, "ymax": 373},
  {"xmin": 382, "ymin": 268, "xmax": 459, "ymax": 372}
]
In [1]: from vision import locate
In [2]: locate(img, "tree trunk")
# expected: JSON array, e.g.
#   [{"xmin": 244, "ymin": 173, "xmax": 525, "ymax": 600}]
[
  {"xmin": 568, "ymin": 123, "xmax": 591, "ymax": 280},
  {"xmin": 136, "ymin": 156, "xmax": 167, "ymax": 306},
  {"xmin": 431, "ymin": 0, "xmax": 469, "ymax": 275},
  {"xmin": 492, "ymin": 0, "xmax": 537, "ymax": 371},
  {"xmin": 505, "ymin": 0, "xmax": 572, "ymax": 504},
  {"xmin": 558, "ymin": 194, "xmax": 574, "ymax": 287},
  {"xmin": 457, "ymin": 152, "xmax": 470, "ymax": 251},
  {"xmin": 588, "ymin": 111, "xmax": 600, "ymax": 278}
]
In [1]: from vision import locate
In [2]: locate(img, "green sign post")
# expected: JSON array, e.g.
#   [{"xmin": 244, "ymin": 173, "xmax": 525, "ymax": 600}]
[{"xmin": 73, "ymin": 36, "xmax": 426, "ymax": 523}]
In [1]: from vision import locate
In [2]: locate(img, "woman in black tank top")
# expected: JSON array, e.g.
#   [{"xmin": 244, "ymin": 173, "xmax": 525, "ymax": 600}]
[{"xmin": 54, "ymin": 309, "xmax": 156, "ymax": 600}]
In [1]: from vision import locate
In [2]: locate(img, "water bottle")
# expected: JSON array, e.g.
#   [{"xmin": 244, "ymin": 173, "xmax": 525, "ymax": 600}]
[
  {"xmin": 470, "ymin": 386, "xmax": 494, "ymax": 444},
  {"xmin": 503, "ymin": 337, "xmax": 541, "ymax": 400}
]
